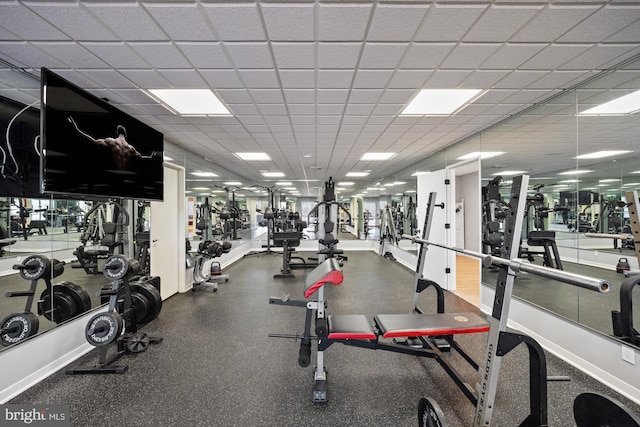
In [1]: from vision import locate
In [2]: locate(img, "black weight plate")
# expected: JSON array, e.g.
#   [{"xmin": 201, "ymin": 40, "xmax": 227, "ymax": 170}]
[
  {"xmin": 1, "ymin": 312, "xmax": 39, "ymax": 347},
  {"xmin": 85, "ymin": 312, "xmax": 123, "ymax": 347},
  {"xmin": 130, "ymin": 282, "xmax": 162, "ymax": 324},
  {"xmin": 126, "ymin": 332, "xmax": 150, "ymax": 353},
  {"xmin": 51, "ymin": 259, "xmax": 64, "ymax": 279},
  {"xmin": 56, "ymin": 282, "xmax": 91, "ymax": 315},
  {"xmin": 574, "ymin": 392, "xmax": 640, "ymax": 427},
  {"xmin": 19, "ymin": 255, "xmax": 49, "ymax": 280},
  {"xmin": 418, "ymin": 397, "xmax": 448, "ymax": 427},
  {"xmin": 39, "ymin": 288, "xmax": 76, "ymax": 323}
]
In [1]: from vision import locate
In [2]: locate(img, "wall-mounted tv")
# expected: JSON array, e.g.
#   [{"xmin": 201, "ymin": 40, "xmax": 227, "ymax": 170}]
[
  {"xmin": 41, "ymin": 68, "xmax": 164, "ymax": 201},
  {"xmin": 0, "ymin": 94, "xmax": 41, "ymax": 198}
]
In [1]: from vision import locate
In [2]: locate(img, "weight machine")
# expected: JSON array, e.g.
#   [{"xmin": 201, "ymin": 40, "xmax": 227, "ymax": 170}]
[
  {"xmin": 192, "ymin": 240, "xmax": 231, "ymax": 292},
  {"xmin": 270, "ymin": 175, "xmax": 612, "ymax": 427}
]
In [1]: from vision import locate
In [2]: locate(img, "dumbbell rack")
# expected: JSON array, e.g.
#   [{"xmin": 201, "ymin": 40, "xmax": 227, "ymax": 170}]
[{"xmin": 67, "ymin": 255, "xmax": 162, "ymax": 375}]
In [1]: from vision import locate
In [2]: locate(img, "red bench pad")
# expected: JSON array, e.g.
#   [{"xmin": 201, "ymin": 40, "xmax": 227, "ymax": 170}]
[
  {"xmin": 327, "ymin": 314, "xmax": 377, "ymax": 340},
  {"xmin": 304, "ymin": 258, "xmax": 343, "ymax": 298},
  {"xmin": 374, "ymin": 313, "xmax": 489, "ymax": 339}
]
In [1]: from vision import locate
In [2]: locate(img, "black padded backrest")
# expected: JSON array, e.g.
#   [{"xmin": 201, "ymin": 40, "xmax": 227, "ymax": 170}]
[
  {"xmin": 103, "ymin": 222, "xmax": 117, "ymax": 235},
  {"xmin": 0, "ymin": 225, "xmax": 7, "ymax": 239},
  {"xmin": 527, "ymin": 230, "xmax": 556, "ymax": 246},
  {"xmin": 273, "ymin": 231, "xmax": 301, "ymax": 248},
  {"xmin": 324, "ymin": 221, "xmax": 334, "ymax": 233},
  {"xmin": 486, "ymin": 221, "xmax": 500, "ymax": 233}
]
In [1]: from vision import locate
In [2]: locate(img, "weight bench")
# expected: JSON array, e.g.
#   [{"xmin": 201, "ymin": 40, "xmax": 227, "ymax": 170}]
[
  {"xmin": 0, "ymin": 225, "xmax": 17, "ymax": 257},
  {"xmin": 521, "ymin": 230, "xmax": 563, "ymax": 270},
  {"xmin": 270, "ymin": 257, "xmax": 490, "ymax": 403}
]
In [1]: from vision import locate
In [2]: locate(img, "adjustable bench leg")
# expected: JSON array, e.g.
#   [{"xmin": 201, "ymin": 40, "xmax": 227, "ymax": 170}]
[{"xmin": 312, "ymin": 349, "xmax": 328, "ymax": 403}]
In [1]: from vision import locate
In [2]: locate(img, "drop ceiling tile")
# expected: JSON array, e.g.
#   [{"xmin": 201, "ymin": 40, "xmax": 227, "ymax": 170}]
[
  {"xmin": 527, "ymin": 70, "xmax": 592, "ymax": 89},
  {"xmin": 271, "ymin": 43, "xmax": 315, "ymax": 69},
  {"xmin": 443, "ymin": 43, "xmax": 502, "ymax": 69},
  {"xmin": 318, "ymin": 43, "xmax": 362, "ymax": 69},
  {"xmin": 558, "ymin": 5, "xmax": 640, "ymax": 43},
  {"xmin": 279, "ymin": 70, "xmax": 315, "ymax": 89},
  {"xmin": 368, "ymin": 3, "xmax": 429, "ymax": 41},
  {"xmin": 81, "ymin": 42, "xmax": 149, "ymax": 68},
  {"xmin": 464, "ymin": 5, "xmax": 542, "ymax": 42},
  {"xmin": 317, "ymin": 104, "xmax": 344, "ymax": 116},
  {"xmin": 415, "ymin": 4, "xmax": 486, "ymax": 42},
  {"xmin": 287, "ymin": 104, "xmax": 315, "ymax": 115},
  {"xmin": 80, "ymin": 71, "xmax": 138, "ymax": 90},
  {"xmin": 201, "ymin": 70, "xmax": 245, "ymax": 89},
  {"xmin": 359, "ymin": 43, "xmax": 408, "ymax": 69},
  {"xmin": 144, "ymin": 3, "xmax": 215, "ymax": 41},
  {"xmin": 291, "ymin": 116, "xmax": 315, "ymax": 125},
  {"xmin": 317, "ymin": 89, "xmax": 349, "ymax": 104},
  {"xmin": 248, "ymin": 89, "xmax": 284, "ymax": 104},
  {"xmin": 345, "ymin": 104, "xmax": 375, "ymax": 116},
  {"xmin": 424, "ymin": 70, "xmax": 471, "ymax": 88},
  {"xmin": 510, "ymin": 5, "xmax": 598, "ymax": 43},
  {"xmin": 460, "ymin": 70, "xmax": 511, "ymax": 89},
  {"xmin": 481, "ymin": 44, "xmax": 547, "ymax": 69},
  {"xmin": 129, "ymin": 43, "xmax": 191, "ymax": 68},
  {"xmin": 284, "ymin": 89, "xmax": 315, "ymax": 104},
  {"xmin": 521, "ymin": 44, "xmax": 593, "ymax": 70},
  {"xmin": 1, "ymin": 42, "xmax": 68, "ymax": 69},
  {"xmin": 259, "ymin": 104, "xmax": 288, "ymax": 116},
  {"xmin": 157, "ymin": 69, "xmax": 208, "ymax": 87},
  {"xmin": 400, "ymin": 43, "xmax": 455, "ymax": 69},
  {"xmin": 317, "ymin": 3, "xmax": 373, "ymax": 41},
  {"xmin": 224, "ymin": 43, "xmax": 274, "ymax": 69},
  {"xmin": 378, "ymin": 89, "xmax": 416, "ymax": 104},
  {"xmin": 560, "ymin": 45, "xmax": 640, "ymax": 70},
  {"xmin": 388, "ymin": 70, "xmax": 431, "ymax": 89},
  {"xmin": 228, "ymin": 104, "xmax": 260, "ymax": 115},
  {"xmin": 1, "ymin": 3, "xmax": 70, "ymax": 40},
  {"xmin": 201, "ymin": 3, "xmax": 266, "ymax": 41},
  {"xmin": 119, "ymin": 69, "xmax": 171, "ymax": 89},
  {"xmin": 352, "ymin": 70, "xmax": 394, "ymax": 88},
  {"xmin": 84, "ymin": 3, "xmax": 167, "ymax": 41},
  {"xmin": 238, "ymin": 69, "xmax": 280, "ymax": 89},
  {"xmin": 30, "ymin": 42, "xmax": 107, "ymax": 68},
  {"xmin": 317, "ymin": 70, "xmax": 355, "ymax": 88},
  {"xmin": 175, "ymin": 42, "xmax": 232, "ymax": 69},
  {"xmin": 25, "ymin": 2, "xmax": 120, "ymax": 41},
  {"xmin": 261, "ymin": 3, "xmax": 314, "ymax": 41},
  {"xmin": 372, "ymin": 104, "xmax": 403, "ymax": 116},
  {"xmin": 349, "ymin": 89, "xmax": 383, "ymax": 104},
  {"xmin": 214, "ymin": 89, "xmax": 251, "ymax": 104}
]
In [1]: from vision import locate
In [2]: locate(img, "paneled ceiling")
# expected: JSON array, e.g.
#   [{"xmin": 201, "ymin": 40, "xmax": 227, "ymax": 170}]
[{"xmin": 1, "ymin": 1, "xmax": 640, "ymax": 196}]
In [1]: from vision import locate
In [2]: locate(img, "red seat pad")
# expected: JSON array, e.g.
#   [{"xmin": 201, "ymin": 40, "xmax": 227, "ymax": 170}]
[
  {"xmin": 304, "ymin": 258, "xmax": 343, "ymax": 298},
  {"xmin": 374, "ymin": 313, "xmax": 489, "ymax": 339},
  {"xmin": 304, "ymin": 270, "xmax": 343, "ymax": 298}
]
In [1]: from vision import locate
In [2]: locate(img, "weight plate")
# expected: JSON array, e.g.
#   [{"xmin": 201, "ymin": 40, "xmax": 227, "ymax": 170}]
[
  {"xmin": 418, "ymin": 397, "xmax": 449, "ymax": 427},
  {"xmin": 126, "ymin": 332, "xmax": 150, "ymax": 353},
  {"xmin": 1, "ymin": 312, "xmax": 39, "ymax": 347},
  {"xmin": 56, "ymin": 282, "xmax": 91, "ymax": 315},
  {"xmin": 85, "ymin": 312, "xmax": 123, "ymax": 347},
  {"xmin": 103, "ymin": 255, "xmax": 129, "ymax": 280},
  {"xmin": 130, "ymin": 282, "xmax": 162, "ymax": 324},
  {"xmin": 18, "ymin": 255, "xmax": 49, "ymax": 280},
  {"xmin": 39, "ymin": 289, "xmax": 76, "ymax": 323},
  {"xmin": 50, "ymin": 259, "xmax": 64, "ymax": 279},
  {"xmin": 574, "ymin": 392, "xmax": 640, "ymax": 427}
]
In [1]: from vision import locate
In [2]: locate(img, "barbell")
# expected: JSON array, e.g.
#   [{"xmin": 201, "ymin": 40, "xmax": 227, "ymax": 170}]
[{"xmin": 402, "ymin": 234, "xmax": 610, "ymax": 294}]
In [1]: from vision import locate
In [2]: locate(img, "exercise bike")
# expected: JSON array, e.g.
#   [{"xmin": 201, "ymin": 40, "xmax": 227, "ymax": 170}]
[{"xmin": 192, "ymin": 240, "xmax": 231, "ymax": 292}]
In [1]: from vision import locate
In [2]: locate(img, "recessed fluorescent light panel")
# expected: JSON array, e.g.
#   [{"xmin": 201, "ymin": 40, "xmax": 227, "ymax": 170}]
[
  {"xmin": 346, "ymin": 172, "xmax": 370, "ymax": 177},
  {"xmin": 191, "ymin": 172, "xmax": 218, "ymax": 177},
  {"xmin": 338, "ymin": 182, "xmax": 354, "ymax": 186},
  {"xmin": 361, "ymin": 152, "xmax": 395, "ymax": 161},
  {"xmin": 411, "ymin": 171, "xmax": 430, "ymax": 176},
  {"xmin": 558, "ymin": 170, "xmax": 592, "ymax": 175},
  {"xmin": 456, "ymin": 151, "xmax": 505, "ymax": 160},
  {"xmin": 575, "ymin": 150, "xmax": 632, "ymax": 159},
  {"xmin": 224, "ymin": 181, "xmax": 242, "ymax": 186},
  {"xmin": 401, "ymin": 89, "xmax": 483, "ymax": 115},
  {"xmin": 579, "ymin": 89, "xmax": 640, "ymax": 115},
  {"xmin": 147, "ymin": 89, "xmax": 231, "ymax": 116},
  {"xmin": 276, "ymin": 182, "xmax": 292, "ymax": 186},
  {"xmin": 492, "ymin": 170, "xmax": 526, "ymax": 176},
  {"xmin": 236, "ymin": 152, "xmax": 271, "ymax": 161},
  {"xmin": 262, "ymin": 172, "xmax": 285, "ymax": 177}
]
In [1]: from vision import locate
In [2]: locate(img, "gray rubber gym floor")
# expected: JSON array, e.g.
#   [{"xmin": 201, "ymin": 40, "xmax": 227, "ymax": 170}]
[{"xmin": 8, "ymin": 251, "xmax": 640, "ymax": 426}]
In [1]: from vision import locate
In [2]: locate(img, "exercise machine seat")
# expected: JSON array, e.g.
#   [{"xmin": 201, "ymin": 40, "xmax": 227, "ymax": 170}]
[
  {"xmin": 0, "ymin": 225, "xmax": 17, "ymax": 255},
  {"xmin": 304, "ymin": 258, "xmax": 343, "ymax": 298},
  {"xmin": 374, "ymin": 313, "xmax": 490, "ymax": 339},
  {"xmin": 328, "ymin": 314, "xmax": 377, "ymax": 340}
]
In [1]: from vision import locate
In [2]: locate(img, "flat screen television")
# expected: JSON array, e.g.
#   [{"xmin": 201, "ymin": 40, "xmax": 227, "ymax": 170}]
[
  {"xmin": 41, "ymin": 68, "xmax": 164, "ymax": 201},
  {"xmin": 0, "ymin": 94, "xmax": 41, "ymax": 198}
]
